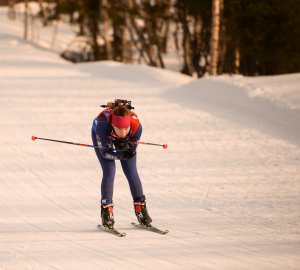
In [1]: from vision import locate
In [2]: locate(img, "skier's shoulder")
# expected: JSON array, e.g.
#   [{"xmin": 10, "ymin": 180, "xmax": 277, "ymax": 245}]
[
  {"xmin": 94, "ymin": 110, "xmax": 112, "ymax": 136},
  {"xmin": 98, "ymin": 108, "xmax": 113, "ymax": 122},
  {"xmin": 130, "ymin": 118, "xmax": 142, "ymax": 138},
  {"xmin": 131, "ymin": 116, "xmax": 140, "ymax": 129}
]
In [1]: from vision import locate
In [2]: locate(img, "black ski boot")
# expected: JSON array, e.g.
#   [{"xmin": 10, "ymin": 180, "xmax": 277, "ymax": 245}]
[
  {"xmin": 101, "ymin": 204, "xmax": 114, "ymax": 229},
  {"xmin": 134, "ymin": 201, "xmax": 152, "ymax": 226}
]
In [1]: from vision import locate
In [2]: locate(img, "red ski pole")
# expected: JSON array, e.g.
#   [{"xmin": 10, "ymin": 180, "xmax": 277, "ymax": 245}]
[
  {"xmin": 31, "ymin": 136, "xmax": 98, "ymax": 148},
  {"xmin": 137, "ymin": 141, "xmax": 168, "ymax": 149},
  {"xmin": 32, "ymin": 136, "xmax": 168, "ymax": 149}
]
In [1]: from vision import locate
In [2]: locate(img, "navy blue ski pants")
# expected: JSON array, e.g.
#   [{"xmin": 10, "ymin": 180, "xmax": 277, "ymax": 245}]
[{"xmin": 92, "ymin": 130, "xmax": 144, "ymax": 204}]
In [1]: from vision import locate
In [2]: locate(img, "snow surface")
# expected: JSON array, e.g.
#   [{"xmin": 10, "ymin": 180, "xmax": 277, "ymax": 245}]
[{"xmin": 1, "ymin": 8, "xmax": 300, "ymax": 270}]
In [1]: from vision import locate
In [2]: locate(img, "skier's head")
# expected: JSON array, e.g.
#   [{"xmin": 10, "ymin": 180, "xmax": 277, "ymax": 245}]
[{"xmin": 112, "ymin": 106, "xmax": 131, "ymax": 138}]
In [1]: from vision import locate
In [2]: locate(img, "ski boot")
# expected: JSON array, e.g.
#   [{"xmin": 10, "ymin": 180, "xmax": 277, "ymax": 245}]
[
  {"xmin": 101, "ymin": 204, "xmax": 114, "ymax": 229},
  {"xmin": 134, "ymin": 201, "xmax": 152, "ymax": 226}
]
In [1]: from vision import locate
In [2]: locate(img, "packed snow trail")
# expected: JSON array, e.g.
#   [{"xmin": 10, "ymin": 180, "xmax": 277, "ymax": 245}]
[{"xmin": 1, "ymin": 13, "xmax": 300, "ymax": 270}]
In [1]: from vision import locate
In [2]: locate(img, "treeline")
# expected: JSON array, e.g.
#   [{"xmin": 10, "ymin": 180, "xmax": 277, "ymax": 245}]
[
  {"xmin": 55, "ymin": 0, "xmax": 213, "ymax": 76},
  {"xmin": 223, "ymin": 0, "xmax": 300, "ymax": 76},
  {"xmin": 13, "ymin": 0, "xmax": 300, "ymax": 76}
]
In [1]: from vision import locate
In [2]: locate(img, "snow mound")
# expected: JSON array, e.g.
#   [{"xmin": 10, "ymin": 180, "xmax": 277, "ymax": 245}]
[
  {"xmin": 165, "ymin": 76, "xmax": 300, "ymax": 147},
  {"xmin": 217, "ymin": 74, "xmax": 300, "ymax": 111},
  {"xmin": 76, "ymin": 60, "xmax": 192, "ymax": 87}
]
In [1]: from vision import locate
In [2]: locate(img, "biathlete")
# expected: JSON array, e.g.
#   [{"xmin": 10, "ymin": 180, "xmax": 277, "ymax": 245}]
[{"xmin": 91, "ymin": 99, "xmax": 152, "ymax": 229}]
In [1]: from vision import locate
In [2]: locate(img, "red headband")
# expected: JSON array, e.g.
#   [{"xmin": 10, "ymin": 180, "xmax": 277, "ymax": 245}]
[{"xmin": 112, "ymin": 115, "xmax": 131, "ymax": 128}]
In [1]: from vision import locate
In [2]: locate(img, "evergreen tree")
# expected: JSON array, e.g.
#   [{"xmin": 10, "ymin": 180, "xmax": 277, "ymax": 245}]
[
  {"xmin": 41, "ymin": 0, "xmax": 300, "ymax": 75},
  {"xmin": 223, "ymin": 0, "xmax": 300, "ymax": 75}
]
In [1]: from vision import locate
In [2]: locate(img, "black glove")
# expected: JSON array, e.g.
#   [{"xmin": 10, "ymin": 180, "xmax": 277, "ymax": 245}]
[
  {"xmin": 113, "ymin": 138, "xmax": 128, "ymax": 151},
  {"xmin": 119, "ymin": 149, "xmax": 136, "ymax": 160}
]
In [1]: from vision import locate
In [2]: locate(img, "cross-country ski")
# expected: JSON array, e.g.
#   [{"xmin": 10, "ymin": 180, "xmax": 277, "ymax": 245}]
[
  {"xmin": 97, "ymin": 224, "xmax": 126, "ymax": 237},
  {"xmin": 131, "ymin": 222, "xmax": 169, "ymax": 235}
]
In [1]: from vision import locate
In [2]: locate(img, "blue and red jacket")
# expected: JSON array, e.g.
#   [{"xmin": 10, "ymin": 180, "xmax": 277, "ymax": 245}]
[{"xmin": 92, "ymin": 109, "xmax": 142, "ymax": 160}]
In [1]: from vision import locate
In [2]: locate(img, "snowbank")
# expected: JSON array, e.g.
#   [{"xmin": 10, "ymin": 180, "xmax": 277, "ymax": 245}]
[{"xmin": 165, "ymin": 75, "xmax": 300, "ymax": 147}]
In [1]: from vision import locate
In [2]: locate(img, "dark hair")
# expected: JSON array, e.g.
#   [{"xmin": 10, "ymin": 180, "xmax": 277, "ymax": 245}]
[{"xmin": 113, "ymin": 106, "xmax": 132, "ymax": 116}]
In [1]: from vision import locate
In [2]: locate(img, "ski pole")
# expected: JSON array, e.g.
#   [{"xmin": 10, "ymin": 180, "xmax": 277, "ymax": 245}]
[
  {"xmin": 32, "ymin": 136, "xmax": 168, "ymax": 149},
  {"xmin": 137, "ymin": 141, "xmax": 168, "ymax": 149},
  {"xmin": 31, "ymin": 136, "xmax": 99, "ymax": 148}
]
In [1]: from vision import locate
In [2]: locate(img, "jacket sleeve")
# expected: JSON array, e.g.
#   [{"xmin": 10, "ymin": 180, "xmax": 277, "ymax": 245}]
[
  {"xmin": 128, "ymin": 124, "xmax": 142, "ymax": 152},
  {"xmin": 94, "ymin": 115, "xmax": 119, "ymax": 160}
]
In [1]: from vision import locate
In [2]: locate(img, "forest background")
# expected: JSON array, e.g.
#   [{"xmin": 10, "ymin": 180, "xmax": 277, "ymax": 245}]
[{"xmin": 2, "ymin": 0, "xmax": 300, "ymax": 77}]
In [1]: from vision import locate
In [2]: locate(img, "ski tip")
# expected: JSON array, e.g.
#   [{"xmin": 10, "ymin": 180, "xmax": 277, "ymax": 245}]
[
  {"xmin": 31, "ymin": 136, "xmax": 37, "ymax": 141},
  {"xmin": 115, "ymin": 232, "xmax": 126, "ymax": 237}
]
